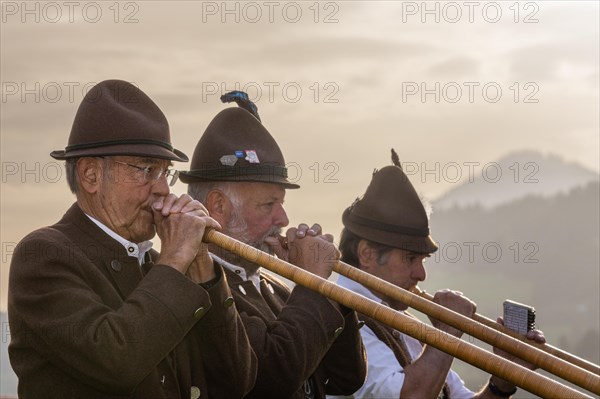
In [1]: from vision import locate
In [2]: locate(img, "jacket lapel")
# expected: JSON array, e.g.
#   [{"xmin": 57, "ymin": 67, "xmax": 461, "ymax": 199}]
[{"xmin": 64, "ymin": 203, "xmax": 145, "ymax": 299}]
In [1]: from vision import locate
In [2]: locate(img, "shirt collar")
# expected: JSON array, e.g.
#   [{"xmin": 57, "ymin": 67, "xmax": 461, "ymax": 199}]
[
  {"xmin": 210, "ymin": 253, "xmax": 261, "ymax": 291},
  {"xmin": 336, "ymin": 273, "xmax": 386, "ymax": 304},
  {"xmin": 85, "ymin": 214, "xmax": 153, "ymax": 265}
]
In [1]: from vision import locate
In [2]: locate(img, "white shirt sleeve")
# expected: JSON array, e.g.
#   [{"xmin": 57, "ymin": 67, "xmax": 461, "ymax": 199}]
[
  {"xmin": 446, "ymin": 369, "xmax": 475, "ymax": 399},
  {"xmin": 327, "ymin": 325, "xmax": 475, "ymax": 399}
]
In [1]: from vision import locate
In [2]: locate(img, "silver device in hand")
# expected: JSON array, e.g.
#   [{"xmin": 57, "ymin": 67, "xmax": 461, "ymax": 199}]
[{"xmin": 503, "ymin": 300, "xmax": 536, "ymax": 335}]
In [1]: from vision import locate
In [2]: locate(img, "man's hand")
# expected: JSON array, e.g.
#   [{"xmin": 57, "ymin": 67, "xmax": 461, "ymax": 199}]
[
  {"xmin": 429, "ymin": 289, "xmax": 477, "ymax": 338},
  {"xmin": 265, "ymin": 223, "xmax": 333, "ymax": 261},
  {"xmin": 152, "ymin": 193, "xmax": 212, "ymax": 217},
  {"xmin": 485, "ymin": 318, "xmax": 546, "ymax": 394},
  {"xmin": 493, "ymin": 316, "xmax": 546, "ymax": 365},
  {"xmin": 153, "ymin": 194, "xmax": 221, "ymax": 275},
  {"xmin": 283, "ymin": 225, "xmax": 340, "ymax": 279},
  {"xmin": 186, "ymin": 248, "xmax": 217, "ymax": 284}
]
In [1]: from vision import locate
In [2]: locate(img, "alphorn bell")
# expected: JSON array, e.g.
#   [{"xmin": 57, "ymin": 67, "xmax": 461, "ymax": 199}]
[
  {"xmin": 412, "ymin": 286, "xmax": 600, "ymax": 376},
  {"xmin": 204, "ymin": 229, "xmax": 595, "ymax": 399},
  {"xmin": 333, "ymin": 260, "xmax": 600, "ymax": 395}
]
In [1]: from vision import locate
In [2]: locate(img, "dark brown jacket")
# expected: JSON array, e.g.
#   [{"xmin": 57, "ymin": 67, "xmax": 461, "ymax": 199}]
[
  {"xmin": 220, "ymin": 265, "xmax": 367, "ymax": 399},
  {"xmin": 8, "ymin": 203, "xmax": 257, "ymax": 398}
]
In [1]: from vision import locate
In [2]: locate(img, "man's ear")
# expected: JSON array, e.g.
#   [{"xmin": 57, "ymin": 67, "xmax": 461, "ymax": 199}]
[
  {"xmin": 357, "ymin": 239, "xmax": 375, "ymax": 271},
  {"xmin": 77, "ymin": 158, "xmax": 104, "ymax": 194},
  {"xmin": 205, "ymin": 190, "xmax": 231, "ymax": 224}
]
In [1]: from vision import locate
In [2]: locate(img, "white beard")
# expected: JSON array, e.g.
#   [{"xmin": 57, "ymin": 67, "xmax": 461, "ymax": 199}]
[{"xmin": 225, "ymin": 207, "xmax": 281, "ymax": 254}]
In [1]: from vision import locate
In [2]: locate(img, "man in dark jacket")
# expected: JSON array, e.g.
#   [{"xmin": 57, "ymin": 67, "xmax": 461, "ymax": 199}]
[
  {"xmin": 180, "ymin": 95, "xmax": 367, "ymax": 399},
  {"xmin": 8, "ymin": 80, "xmax": 257, "ymax": 398}
]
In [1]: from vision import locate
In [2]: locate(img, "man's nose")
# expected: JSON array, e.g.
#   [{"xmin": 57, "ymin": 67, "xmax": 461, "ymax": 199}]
[
  {"xmin": 413, "ymin": 261, "xmax": 427, "ymax": 282},
  {"xmin": 151, "ymin": 174, "xmax": 170, "ymax": 196},
  {"xmin": 273, "ymin": 204, "xmax": 289, "ymax": 227}
]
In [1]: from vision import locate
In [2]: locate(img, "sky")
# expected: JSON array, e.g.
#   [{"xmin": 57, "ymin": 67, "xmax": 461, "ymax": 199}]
[{"xmin": 1, "ymin": 1, "xmax": 599, "ymax": 312}]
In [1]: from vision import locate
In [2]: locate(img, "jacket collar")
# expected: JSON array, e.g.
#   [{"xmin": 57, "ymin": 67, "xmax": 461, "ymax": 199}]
[{"xmin": 63, "ymin": 203, "xmax": 145, "ymax": 298}]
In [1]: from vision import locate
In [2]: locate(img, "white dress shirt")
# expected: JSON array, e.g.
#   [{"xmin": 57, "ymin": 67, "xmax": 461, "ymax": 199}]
[
  {"xmin": 85, "ymin": 214, "xmax": 153, "ymax": 265},
  {"xmin": 210, "ymin": 253, "xmax": 262, "ymax": 291}
]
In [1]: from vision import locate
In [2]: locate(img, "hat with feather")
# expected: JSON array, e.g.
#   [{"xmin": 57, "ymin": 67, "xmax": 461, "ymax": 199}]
[
  {"xmin": 342, "ymin": 149, "xmax": 438, "ymax": 254},
  {"xmin": 179, "ymin": 91, "xmax": 299, "ymax": 188}
]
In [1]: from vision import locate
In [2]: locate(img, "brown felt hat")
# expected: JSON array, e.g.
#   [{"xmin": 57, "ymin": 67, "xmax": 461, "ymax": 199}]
[
  {"xmin": 179, "ymin": 107, "xmax": 299, "ymax": 188},
  {"xmin": 50, "ymin": 79, "xmax": 187, "ymax": 162},
  {"xmin": 343, "ymin": 164, "xmax": 438, "ymax": 254}
]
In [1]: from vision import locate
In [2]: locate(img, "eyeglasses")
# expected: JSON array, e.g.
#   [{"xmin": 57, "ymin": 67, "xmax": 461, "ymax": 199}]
[{"xmin": 112, "ymin": 160, "xmax": 179, "ymax": 187}]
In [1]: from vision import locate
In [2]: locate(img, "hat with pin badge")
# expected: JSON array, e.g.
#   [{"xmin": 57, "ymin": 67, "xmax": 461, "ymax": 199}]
[{"xmin": 179, "ymin": 91, "xmax": 299, "ymax": 188}]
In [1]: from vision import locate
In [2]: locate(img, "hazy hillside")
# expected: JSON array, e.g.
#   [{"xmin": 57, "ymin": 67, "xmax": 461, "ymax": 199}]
[
  {"xmin": 425, "ymin": 181, "xmax": 600, "ymax": 397},
  {"xmin": 430, "ymin": 181, "xmax": 599, "ymax": 326},
  {"xmin": 433, "ymin": 150, "xmax": 599, "ymax": 210}
]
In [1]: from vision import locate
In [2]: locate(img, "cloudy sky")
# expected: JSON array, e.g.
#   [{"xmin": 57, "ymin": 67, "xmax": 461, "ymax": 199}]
[{"xmin": 1, "ymin": 1, "xmax": 598, "ymax": 310}]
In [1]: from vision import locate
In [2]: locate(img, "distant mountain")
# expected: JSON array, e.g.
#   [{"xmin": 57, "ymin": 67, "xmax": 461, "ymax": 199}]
[
  {"xmin": 427, "ymin": 181, "xmax": 600, "ymax": 393},
  {"xmin": 1, "ymin": 312, "xmax": 17, "ymax": 396},
  {"xmin": 433, "ymin": 150, "xmax": 599, "ymax": 210}
]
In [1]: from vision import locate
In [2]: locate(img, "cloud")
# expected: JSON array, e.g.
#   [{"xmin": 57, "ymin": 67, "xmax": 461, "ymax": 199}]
[
  {"xmin": 427, "ymin": 56, "xmax": 480, "ymax": 78},
  {"xmin": 508, "ymin": 38, "xmax": 599, "ymax": 82},
  {"xmin": 229, "ymin": 36, "xmax": 434, "ymax": 67}
]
